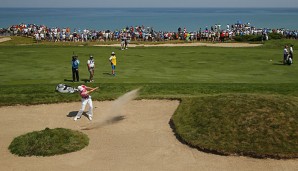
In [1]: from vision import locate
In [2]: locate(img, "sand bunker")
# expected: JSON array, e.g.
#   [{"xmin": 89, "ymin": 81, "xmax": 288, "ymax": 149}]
[{"xmin": 0, "ymin": 99, "xmax": 297, "ymax": 171}]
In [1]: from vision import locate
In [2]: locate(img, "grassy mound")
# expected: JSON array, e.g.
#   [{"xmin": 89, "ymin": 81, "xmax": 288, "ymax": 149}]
[
  {"xmin": 9, "ymin": 128, "xmax": 89, "ymax": 157},
  {"xmin": 171, "ymin": 94, "xmax": 298, "ymax": 159}
]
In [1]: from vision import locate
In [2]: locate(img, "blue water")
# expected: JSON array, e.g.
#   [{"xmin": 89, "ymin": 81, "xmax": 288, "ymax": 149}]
[{"xmin": 0, "ymin": 8, "xmax": 297, "ymax": 31}]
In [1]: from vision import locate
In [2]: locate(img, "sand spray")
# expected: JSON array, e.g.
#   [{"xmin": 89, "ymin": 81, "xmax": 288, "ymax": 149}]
[{"xmin": 81, "ymin": 88, "xmax": 140, "ymax": 130}]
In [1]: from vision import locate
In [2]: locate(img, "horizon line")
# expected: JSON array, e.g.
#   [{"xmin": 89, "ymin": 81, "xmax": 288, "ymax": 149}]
[{"xmin": 1, "ymin": 7, "xmax": 298, "ymax": 8}]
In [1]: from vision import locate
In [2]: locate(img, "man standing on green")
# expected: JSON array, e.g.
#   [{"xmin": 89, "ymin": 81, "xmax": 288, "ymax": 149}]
[
  {"xmin": 109, "ymin": 52, "xmax": 117, "ymax": 76},
  {"xmin": 72, "ymin": 55, "xmax": 80, "ymax": 82},
  {"xmin": 289, "ymin": 44, "xmax": 294, "ymax": 63},
  {"xmin": 87, "ymin": 55, "xmax": 95, "ymax": 82}
]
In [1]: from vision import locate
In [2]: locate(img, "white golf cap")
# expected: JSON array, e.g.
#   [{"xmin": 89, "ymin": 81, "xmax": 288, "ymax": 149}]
[
  {"xmin": 77, "ymin": 86, "xmax": 83, "ymax": 91},
  {"xmin": 111, "ymin": 52, "xmax": 115, "ymax": 55}
]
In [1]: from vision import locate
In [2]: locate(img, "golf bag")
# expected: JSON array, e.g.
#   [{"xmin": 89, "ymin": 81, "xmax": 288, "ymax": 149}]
[
  {"xmin": 55, "ymin": 84, "xmax": 78, "ymax": 93},
  {"xmin": 286, "ymin": 55, "xmax": 293, "ymax": 65}
]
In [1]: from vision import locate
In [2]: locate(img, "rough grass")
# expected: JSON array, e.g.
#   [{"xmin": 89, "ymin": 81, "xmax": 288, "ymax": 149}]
[
  {"xmin": 171, "ymin": 94, "xmax": 298, "ymax": 159},
  {"xmin": 2, "ymin": 83, "xmax": 298, "ymax": 106},
  {"xmin": 9, "ymin": 128, "xmax": 89, "ymax": 157}
]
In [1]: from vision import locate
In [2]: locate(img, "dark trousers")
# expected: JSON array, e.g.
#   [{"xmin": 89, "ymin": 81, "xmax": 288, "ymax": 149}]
[{"xmin": 72, "ymin": 68, "xmax": 79, "ymax": 82}]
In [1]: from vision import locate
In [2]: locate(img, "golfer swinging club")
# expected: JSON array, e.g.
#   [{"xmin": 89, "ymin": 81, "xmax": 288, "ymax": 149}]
[{"xmin": 74, "ymin": 85, "xmax": 98, "ymax": 121}]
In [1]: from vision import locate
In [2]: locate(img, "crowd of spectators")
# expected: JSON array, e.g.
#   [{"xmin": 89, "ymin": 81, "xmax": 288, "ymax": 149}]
[{"xmin": 1, "ymin": 22, "xmax": 297, "ymax": 42}]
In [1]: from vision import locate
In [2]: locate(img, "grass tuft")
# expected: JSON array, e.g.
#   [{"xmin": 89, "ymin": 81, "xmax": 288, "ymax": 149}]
[{"xmin": 8, "ymin": 128, "xmax": 89, "ymax": 157}]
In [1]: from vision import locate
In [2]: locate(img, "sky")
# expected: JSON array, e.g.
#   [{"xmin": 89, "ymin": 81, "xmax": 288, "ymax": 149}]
[{"xmin": 2, "ymin": 0, "xmax": 298, "ymax": 8}]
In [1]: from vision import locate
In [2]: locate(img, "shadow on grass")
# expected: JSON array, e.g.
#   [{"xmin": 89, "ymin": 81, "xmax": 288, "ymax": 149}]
[
  {"xmin": 273, "ymin": 60, "xmax": 293, "ymax": 66},
  {"xmin": 81, "ymin": 79, "xmax": 89, "ymax": 83},
  {"xmin": 103, "ymin": 72, "xmax": 112, "ymax": 75},
  {"xmin": 273, "ymin": 63, "xmax": 286, "ymax": 65},
  {"xmin": 64, "ymin": 79, "xmax": 90, "ymax": 83},
  {"xmin": 64, "ymin": 79, "xmax": 74, "ymax": 82}
]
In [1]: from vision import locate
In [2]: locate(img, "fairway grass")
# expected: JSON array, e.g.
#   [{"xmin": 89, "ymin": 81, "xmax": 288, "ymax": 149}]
[{"xmin": 1, "ymin": 37, "xmax": 298, "ymax": 85}]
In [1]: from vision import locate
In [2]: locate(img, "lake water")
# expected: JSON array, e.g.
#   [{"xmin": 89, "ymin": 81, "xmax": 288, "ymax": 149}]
[{"xmin": 0, "ymin": 8, "xmax": 297, "ymax": 31}]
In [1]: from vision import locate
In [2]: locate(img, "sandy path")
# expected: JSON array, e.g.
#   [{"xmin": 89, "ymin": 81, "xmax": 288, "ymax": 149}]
[
  {"xmin": 0, "ymin": 37, "xmax": 261, "ymax": 47},
  {"xmin": 0, "ymin": 37, "xmax": 11, "ymax": 43},
  {"xmin": 94, "ymin": 42, "xmax": 263, "ymax": 48},
  {"xmin": 0, "ymin": 100, "xmax": 297, "ymax": 171}
]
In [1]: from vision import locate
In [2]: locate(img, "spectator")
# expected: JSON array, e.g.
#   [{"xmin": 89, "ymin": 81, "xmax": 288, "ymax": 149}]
[
  {"xmin": 87, "ymin": 55, "xmax": 95, "ymax": 82},
  {"xmin": 72, "ymin": 55, "xmax": 80, "ymax": 82},
  {"xmin": 289, "ymin": 45, "xmax": 294, "ymax": 63},
  {"xmin": 283, "ymin": 45, "xmax": 289, "ymax": 64},
  {"xmin": 109, "ymin": 52, "xmax": 117, "ymax": 76}
]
